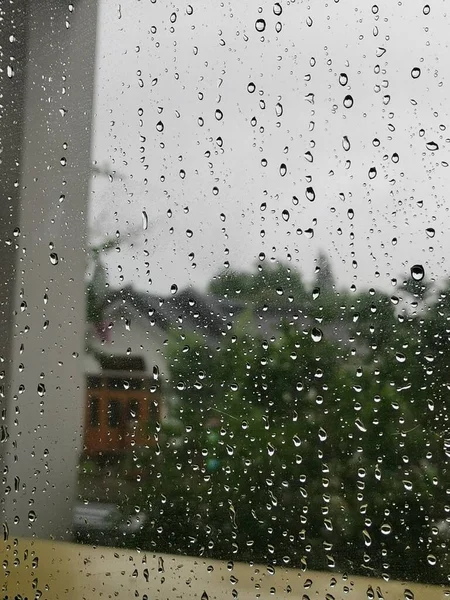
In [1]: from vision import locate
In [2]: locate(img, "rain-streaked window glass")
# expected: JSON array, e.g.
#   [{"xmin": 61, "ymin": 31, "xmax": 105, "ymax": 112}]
[{"xmin": 2, "ymin": 0, "xmax": 450, "ymax": 596}]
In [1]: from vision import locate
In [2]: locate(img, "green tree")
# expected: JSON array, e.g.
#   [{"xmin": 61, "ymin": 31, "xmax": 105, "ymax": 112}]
[
  {"xmin": 122, "ymin": 270, "xmax": 449, "ymax": 585},
  {"xmin": 209, "ymin": 263, "xmax": 310, "ymax": 312}
]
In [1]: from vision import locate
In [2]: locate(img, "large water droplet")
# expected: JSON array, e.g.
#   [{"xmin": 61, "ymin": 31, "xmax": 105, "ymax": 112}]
[
  {"xmin": 342, "ymin": 136, "xmax": 351, "ymax": 151},
  {"xmin": 318, "ymin": 427, "xmax": 327, "ymax": 441},
  {"xmin": 339, "ymin": 72, "xmax": 348, "ymax": 86},
  {"xmin": 410, "ymin": 264, "xmax": 425, "ymax": 281},
  {"xmin": 305, "ymin": 187, "xmax": 315, "ymax": 201},
  {"xmin": 427, "ymin": 554, "xmax": 437, "ymax": 566},
  {"xmin": 49, "ymin": 253, "xmax": 59, "ymax": 265},
  {"xmin": 158, "ymin": 556, "xmax": 165, "ymax": 572},
  {"xmin": 273, "ymin": 2, "xmax": 282, "ymax": 15},
  {"xmin": 343, "ymin": 95, "xmax": 354, "ymax": 108},
  {"xmin": 363, "ymin": 529, "xmax": 372, "ymax": 547},
  {"xmin": 411, "ymin": 67, "xmax": 421, "ymax": 79},
  {"xmin": 247, "ymin": 82, "xmax": 256, "ymax": 93},
  {"xmin": 311, "ymin": 327, "xmax": 323, "ymax": 342},
  {"xmin": 368, "ymin": 167, "xmax": 377, "ymax": 179},
  {"xmin": 425, "ymin": 227, "xmax": 435, "ymax": 238},
  {"xmin": 28, "ymin": 510, "xmax": 37, "ymax": 523},
  {"xmin": 255, "ymin": 19, "xmax": 266, "ymax": 32},
  {"xmin": 142, "ymin": 211, "xmax": 148, "ymax": 230},
  {"xmin": 355, "ymin": 418, "xmax": 367, "ymax": 432},
  {"xmin": 426, "ymin": 141, "xmax": 439, "ymax": 151}
]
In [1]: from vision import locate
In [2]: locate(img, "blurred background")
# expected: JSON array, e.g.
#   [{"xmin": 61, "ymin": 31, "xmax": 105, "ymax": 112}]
[{"xmin": 1, "ymin": 0, "xmax": 450, "ymax": 592}]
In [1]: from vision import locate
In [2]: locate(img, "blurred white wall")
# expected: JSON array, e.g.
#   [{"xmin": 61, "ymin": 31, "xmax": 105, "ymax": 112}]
[{"xmin": 1, "ymin": 0, "xmax": 98, "ymax": 540}]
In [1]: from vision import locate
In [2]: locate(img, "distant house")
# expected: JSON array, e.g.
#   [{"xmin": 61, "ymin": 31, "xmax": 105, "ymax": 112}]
[
  {"xmin": 83, "ymin": 286, "xmax": 246, "ymax": 456},
  {"xmin": 83, "ymin": 284, "xmax": 356, "ymax": 457}
]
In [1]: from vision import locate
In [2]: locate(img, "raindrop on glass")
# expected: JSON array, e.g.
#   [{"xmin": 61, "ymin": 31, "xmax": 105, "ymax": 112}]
[
  {"xmin": 318, "ymin": 427, "xmax": 327, "ymax": 441},
  {"xmin": 255, "ymin": 19, "xmax": 266, "ymax": 32},
  {"xmin": 305, "ymin": 187, "xmax": 315, "ymax": 201},
  {"xmin": 28, "ymin": 510, "xmax": 36, "ymax": 523},
  {"xmin": 410, "ymin": 264, "xmax": 425, "ymax": 281},
  {"xmin": 343, "ymin": 95, "xmax": 353, "ymax": 108},
  {"xmin": 311, "ymin": 327, "xmax": 323, "ymax": 342}
]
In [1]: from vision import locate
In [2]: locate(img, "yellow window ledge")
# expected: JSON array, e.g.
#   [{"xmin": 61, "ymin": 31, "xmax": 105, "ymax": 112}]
[{"xmin": 0, "ymin": 537, "xmax": 447, "ymax": 599}]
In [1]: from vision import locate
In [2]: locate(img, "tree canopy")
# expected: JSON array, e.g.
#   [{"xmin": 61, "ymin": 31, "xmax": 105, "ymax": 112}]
[{"xmin": 119, "ymin": 257, "xmax": 449, "ymax": 584}]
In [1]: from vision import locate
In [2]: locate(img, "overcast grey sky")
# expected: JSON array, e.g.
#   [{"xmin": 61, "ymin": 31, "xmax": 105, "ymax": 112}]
[{"xmin": 88, "ymin": 0, "xmax": 450, "ymax": 297}]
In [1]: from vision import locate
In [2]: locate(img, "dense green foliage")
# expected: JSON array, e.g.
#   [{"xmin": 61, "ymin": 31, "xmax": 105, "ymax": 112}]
[{"xmin": 126, "ymin": 260, "xmax": 450, "ymax": 585}]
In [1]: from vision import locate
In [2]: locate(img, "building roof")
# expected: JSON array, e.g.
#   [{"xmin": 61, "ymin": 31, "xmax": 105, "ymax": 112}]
[{"xmin": 105, "ymin": 286, "xmax": 247, "ymax": 338}]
